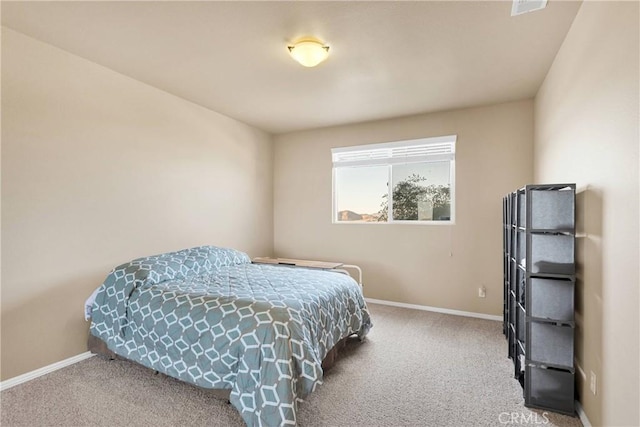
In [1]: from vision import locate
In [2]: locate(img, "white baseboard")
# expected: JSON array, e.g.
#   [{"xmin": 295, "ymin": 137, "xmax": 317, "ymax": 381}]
[
  {"xmin": 576, "ymin": 400, "xmax": 591, "ymax": 427},
  {"xmin": 0, "ymin": 351, "xmax": 95, "ymax": 392},
  {"xmin": 365, "ymin": 298, "xmax": 502, "ymax": 321}
]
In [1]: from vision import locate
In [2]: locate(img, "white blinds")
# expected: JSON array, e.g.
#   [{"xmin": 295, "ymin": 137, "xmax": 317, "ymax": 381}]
[{"xmin": 332, "ymin": 135, "xmax": 456, "ymax": 167}]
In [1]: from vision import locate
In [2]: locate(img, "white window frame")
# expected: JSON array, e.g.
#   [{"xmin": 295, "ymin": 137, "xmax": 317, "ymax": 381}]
[{"xmin": 331, "ymin": 135, "xmax": 456, "ymax": 225}]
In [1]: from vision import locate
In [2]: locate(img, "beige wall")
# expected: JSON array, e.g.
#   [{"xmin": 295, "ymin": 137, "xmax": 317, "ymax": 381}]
[
  {"xmin": 534, "ymin": 2, "xmax": 639, "ymax": 426},
  {"xmin": 1, "ymin": 28, "xmax": 273, "ymax": 380},
  {"xmin": 274, "ymin": 100, "xmax": 533, "ymax": 316}
]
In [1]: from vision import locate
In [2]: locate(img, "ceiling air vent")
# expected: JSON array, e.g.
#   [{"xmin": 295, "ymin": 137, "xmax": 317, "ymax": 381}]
[{"xmin": 511, "ymin": 0, "xmax": 547, "ymax": 16}]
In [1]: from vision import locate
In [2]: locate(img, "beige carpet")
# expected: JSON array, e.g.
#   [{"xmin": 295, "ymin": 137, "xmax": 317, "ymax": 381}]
[{"xmin": 0, "ymin": 303, "xmax": 583, "ymax": 427}]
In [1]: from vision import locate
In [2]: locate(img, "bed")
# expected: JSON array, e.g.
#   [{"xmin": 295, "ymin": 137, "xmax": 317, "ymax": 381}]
[{"xmin": 88, "ymin": 245, "xmax": 372, "ymax": 427}]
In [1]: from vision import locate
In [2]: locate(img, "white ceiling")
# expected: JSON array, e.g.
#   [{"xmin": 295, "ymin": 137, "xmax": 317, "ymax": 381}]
[{"xmin": 1, "ymin": 1, "xmax": 581, "ymax": 134}]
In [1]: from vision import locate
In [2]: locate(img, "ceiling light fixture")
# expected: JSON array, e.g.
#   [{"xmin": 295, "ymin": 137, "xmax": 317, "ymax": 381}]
[{"xmin": 287, "ymin": 38, "xmax": 330, "ymax": 68}]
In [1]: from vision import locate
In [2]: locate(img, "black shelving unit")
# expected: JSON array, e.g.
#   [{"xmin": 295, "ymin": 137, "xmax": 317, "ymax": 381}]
[{"xmin": 503, "ymin": 184, "xmax": 576, "ymax": 415}]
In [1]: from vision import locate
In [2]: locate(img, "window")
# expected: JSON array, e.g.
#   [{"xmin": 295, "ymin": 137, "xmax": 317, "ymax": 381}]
[{"xmin": 332, "ymin": 135, "xmax": 456, "ymax": 223}]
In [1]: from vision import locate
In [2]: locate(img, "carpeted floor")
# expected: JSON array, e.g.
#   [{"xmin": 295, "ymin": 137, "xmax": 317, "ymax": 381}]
[{"xmin": 1, "ymin": 303, "xmax": 583, "ymax": 427}]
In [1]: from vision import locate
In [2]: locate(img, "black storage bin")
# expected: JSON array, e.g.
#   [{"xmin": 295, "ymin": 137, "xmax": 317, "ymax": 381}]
[
  {"xmin": 530, "ymin": 322, "xmax": 574, "ymax": 367},
  {"xmin": 527, "ymin": 366, "xmax": 575, "ymax": 415},
  {"xmin": 530, "ymin": 234, "xmax": 575, "ymax": 275},
  {"xmin": 529, "ymin": 189, "xmax": 575, "ymax": 230},
  {"xmin": 530, "ymin": 278, "xmax": 574, "ymax": 321}
]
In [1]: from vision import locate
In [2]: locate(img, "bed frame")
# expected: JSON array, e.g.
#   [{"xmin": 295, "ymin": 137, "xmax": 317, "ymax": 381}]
[
  {"xmin": 88, "ymin": 333, "xmax": 351, "ymax": 399},
  {"xmin": 89, "ymin": 334, "xmax": 347, "ymax": 368}
]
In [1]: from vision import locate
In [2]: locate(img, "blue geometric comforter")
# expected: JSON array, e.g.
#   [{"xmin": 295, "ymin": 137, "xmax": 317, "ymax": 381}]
[{"xmin": 90, "ymin": 246, "xmax": 372, "ymax": 427}]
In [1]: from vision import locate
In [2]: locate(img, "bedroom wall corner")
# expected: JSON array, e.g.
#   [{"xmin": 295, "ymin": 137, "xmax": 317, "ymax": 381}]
[{"xmin": 0, "ymin": 27, "xmax": 274, "ymax": 381}]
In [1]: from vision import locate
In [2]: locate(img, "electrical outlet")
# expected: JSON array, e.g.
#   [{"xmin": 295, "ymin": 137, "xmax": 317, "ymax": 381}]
[
  {"xmin": 478, "ymin": 286, "xmax": 486, "ymax": 298},
  {"xmin": 590, "ymin": 371, "xmax": 597, "ymax": 395}
]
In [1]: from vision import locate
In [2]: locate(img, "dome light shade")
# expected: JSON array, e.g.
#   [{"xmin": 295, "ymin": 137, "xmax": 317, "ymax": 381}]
[{"xmin": 288, "ymin": 39, "xmax": 330, "ymax": 67}]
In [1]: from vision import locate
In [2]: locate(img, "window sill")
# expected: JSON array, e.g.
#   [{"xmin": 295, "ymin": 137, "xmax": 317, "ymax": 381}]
[{"xmin": 331, "ymin": 220, "xmax": 455, "ymax": 226}]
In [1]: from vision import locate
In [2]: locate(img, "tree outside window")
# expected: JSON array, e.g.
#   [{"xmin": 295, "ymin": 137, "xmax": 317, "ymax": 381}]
[{"xmin": 377, "ymin": 174, "xmax": 451, "ymax": 222}]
